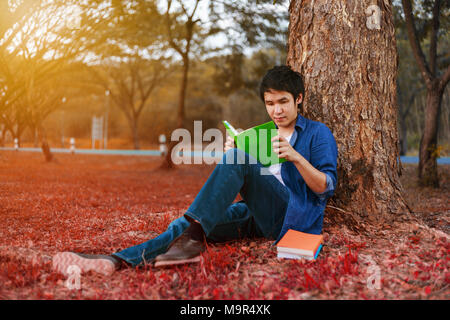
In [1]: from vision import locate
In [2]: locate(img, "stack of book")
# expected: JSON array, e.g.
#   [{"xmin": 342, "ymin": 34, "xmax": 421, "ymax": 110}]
[{"xmin": 276, "ymin": 229, "xmax": 323, "ymax": 261}]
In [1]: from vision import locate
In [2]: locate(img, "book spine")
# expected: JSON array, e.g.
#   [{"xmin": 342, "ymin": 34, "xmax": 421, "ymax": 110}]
[
  {"xmin": 223, "ymin": 121, "xmax": 238, "ymax": 137},
  {"xmin": 314, "ymin": 244, "xmax": 322, "ymax": 260}
]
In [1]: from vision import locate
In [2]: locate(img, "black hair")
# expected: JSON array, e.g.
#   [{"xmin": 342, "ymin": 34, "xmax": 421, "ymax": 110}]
[{"xmin": 259, "ymin": 65, "xmax": 305, "ymax": 112}]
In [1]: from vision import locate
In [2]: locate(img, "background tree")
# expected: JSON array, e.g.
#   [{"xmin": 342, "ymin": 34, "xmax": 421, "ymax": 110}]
[
  {"xmin": 161, "ymin": 0, "xmax": 289, "ymax": 168},
  {"xmin": 1, "ymin": 1, "xmax": 70, "ymax": 160},
  {"xmin": 159, "ymin": 0, "xmax": 214, "ymax": 168},
  {"xmin": 0, "ymin": 0, "xmax": 111, "ymax": 160},
  {"xmin": 209, "ymin": 0, "xmax": 288, "ymax": 116},
  {"xmin": 210, "ymin": 47, "xmax": 287, "ymax": 130},
  {"xmin": 0, "ymin": 0, "xmax": 39, "ymax": 131},
  {"xmin": 71, "ymin": 0, "xmax": 174, "ymax": 150},
  {"xmin": 393, "ymin": 3, "xmax": 425, "ymax": 156},
  {"xmin": 0, "ymin": 0, "xmax": 40, "ymax": 37},
  {"xmin": 287, "ymin": 0, "xmax": 410, "ymax": 224},
  {"xmin": 88, "ymin": 57, "xmax": 172, "ymax": 150},
  {"xmin": 400, "ymin": 0, "xmax": 450, "ymax": 187}
]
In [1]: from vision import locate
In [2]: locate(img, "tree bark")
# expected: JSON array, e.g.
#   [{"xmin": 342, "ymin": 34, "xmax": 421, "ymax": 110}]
[{"xmin": 287, "ymin": 0, "xmax": 410, "ymax": 224}]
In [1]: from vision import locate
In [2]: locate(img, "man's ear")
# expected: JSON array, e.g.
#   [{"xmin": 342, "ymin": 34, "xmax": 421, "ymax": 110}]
[{"xmin": 296, "ymin": 93, "xmax": 303, "ymax": 115}]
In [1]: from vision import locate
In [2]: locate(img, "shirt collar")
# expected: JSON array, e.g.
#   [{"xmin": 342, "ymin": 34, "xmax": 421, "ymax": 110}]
[
  {"xmin": 295, "ymin": 114, "xmax": 306, "ymax": 131},
  {"xmin": 290, "ymin": 115, "xmax": 306, "ymax": 145}
]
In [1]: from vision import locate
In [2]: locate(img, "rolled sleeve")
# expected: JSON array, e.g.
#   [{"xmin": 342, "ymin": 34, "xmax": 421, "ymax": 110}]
[
  {"xmin": 310, "ymin": 124, "xmax": 338, "ymax": 201},
  {"xmin": 313, "ymin": 173, "xmax": 335, "ymax": 202}
]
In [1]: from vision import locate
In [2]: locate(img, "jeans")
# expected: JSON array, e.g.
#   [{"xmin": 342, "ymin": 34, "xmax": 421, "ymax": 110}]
[{"xmin": 112, "ymin": 148, "xmax": 290, "ymax": 267}]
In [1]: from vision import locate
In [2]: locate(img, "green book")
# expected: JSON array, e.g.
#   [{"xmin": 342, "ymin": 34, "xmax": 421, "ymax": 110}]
[{"xmin": 223, "ymin": 120, "xmax": 287, "ymax": 167}]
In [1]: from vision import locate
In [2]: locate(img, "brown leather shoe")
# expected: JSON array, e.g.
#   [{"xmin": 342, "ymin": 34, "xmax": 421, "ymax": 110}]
[{"xmin": 154, "ymin": 233, "xmax": 206, "ymax": 267}]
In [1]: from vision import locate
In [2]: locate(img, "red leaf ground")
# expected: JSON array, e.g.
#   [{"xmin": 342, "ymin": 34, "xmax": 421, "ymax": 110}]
[{"xmin": 0, "ymin": 151, "xmax": 448, "ymax": 299}]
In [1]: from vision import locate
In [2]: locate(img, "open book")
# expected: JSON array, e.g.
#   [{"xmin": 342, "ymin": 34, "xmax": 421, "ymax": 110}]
[{"xmin": 223, "ymin": 120, "xmax": 286, "ymax": 167}]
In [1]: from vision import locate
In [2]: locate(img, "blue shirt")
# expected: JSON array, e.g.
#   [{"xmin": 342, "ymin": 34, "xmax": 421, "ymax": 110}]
[{"xmin": 274, "ymin": 114, "xmax": 338, "ymax": 243}]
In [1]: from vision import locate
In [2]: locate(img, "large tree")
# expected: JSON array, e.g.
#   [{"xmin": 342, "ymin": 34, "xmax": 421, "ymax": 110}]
[
  {"xmin": 0, "ymin": 0, "xmax": 39, "ymax": 121},
  {"xmin": 79, "ymin": 0, "xmax": 175, "ymax": 150},
  {"xmin": 287, "ymin": 0, "xmax": 410, "ymax": 223},
  {"xmin": 0, "ymin": 0, "xmax": 112, "ymax": 160},
  {"xmin": 160, "ymin": 0, "xmax": 212, "ymax": 168},
  {"xmin": 88, "ymin": 58, "xmax": 171, "ymax": 150}
]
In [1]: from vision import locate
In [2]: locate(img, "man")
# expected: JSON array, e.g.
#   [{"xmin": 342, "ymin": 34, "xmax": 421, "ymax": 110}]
[{"xmin": 52, "ymin": 65, "xmax": 338, "ymax": 276}]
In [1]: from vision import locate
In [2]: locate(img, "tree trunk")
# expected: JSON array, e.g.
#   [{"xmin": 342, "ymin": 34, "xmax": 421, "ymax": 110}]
[
  {"xmin": 418, "ymin": 82, "xmax": 443, "ymax": 187},
  {"xmin": 37, "ymin": 124, "xmax": 53, "ymax": 162},
  {"xmin": 29, "ymin": 124, "xmax": 39, "ymax": 148},
  {"xmin": 161, "ymin": 57, "xmax": 189, "ymax": 169},
  {"xmin": 287, "ymin": 0, "xmax": 410, "ymax": 224},
  {"xmin": 400, "ymin": 0, "xmax": 449, "ymax": 187},
  {"xmin": 131, "ymin": 116, "xmax": 141, "ymax": 150},
  {"xmin": 0, "ymin": 126, "xmax": 5, "ymax": 147},
  {"xmin": 177, "ymin": 57, "xmax": 189, "ymax": 129}
]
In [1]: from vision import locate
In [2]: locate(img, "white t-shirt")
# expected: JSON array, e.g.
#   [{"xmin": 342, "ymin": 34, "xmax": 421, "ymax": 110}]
[{"xmin": 268, "ymin": 133, "xmax": 293, "ymax": 186}]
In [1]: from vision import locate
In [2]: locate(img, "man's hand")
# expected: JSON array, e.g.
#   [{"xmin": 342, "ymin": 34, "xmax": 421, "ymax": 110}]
[
  {"xmin": 271, "ymin": 135, "xmax": 300, "ymax": 162},
  {"xmin": 272, "ymin": 134, "xmax": 328, "ymax": 194},
  {"xmin": 224, "ymin": 135, "xmax": 235, "ymax": 153}
]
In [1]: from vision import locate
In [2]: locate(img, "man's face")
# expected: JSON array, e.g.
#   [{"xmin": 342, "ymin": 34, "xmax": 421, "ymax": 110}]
[{"xmin": 264, "ymin": 89, "xmax": 302, "ymax": 129}]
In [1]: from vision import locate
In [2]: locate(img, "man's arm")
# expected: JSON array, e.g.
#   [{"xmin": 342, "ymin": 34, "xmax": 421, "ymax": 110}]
[
  {"xmin": 272, "ymin": 135, "xmax": 328, "ymax": 193},
  {"xmin": 272, "ymin": 125, "xmax": 338, "ymax": 198},
  {"xmin": 291, "ymin": 154, "xmax": 328, "ymax": 194}
]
